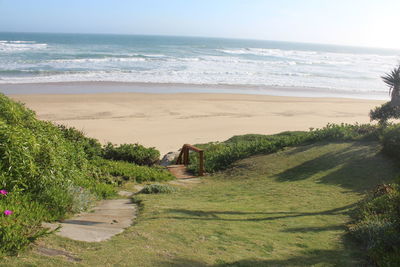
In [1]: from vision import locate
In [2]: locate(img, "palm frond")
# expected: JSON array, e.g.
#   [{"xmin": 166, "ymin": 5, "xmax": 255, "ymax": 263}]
[{"xmin": 382, "ymin": 65, "xmax": 400, "ymax": 100}]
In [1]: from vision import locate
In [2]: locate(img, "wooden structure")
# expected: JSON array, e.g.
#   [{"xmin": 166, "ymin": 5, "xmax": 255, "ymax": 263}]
[{"xmin": 175, "ymin": 144, "xmax": 205, "ymax": 176}]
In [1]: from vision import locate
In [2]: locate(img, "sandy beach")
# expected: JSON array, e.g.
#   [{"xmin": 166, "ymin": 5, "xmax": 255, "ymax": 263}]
[{"xmin": 9, "ymin": 92, "xmax": 384, "ymax": 155}]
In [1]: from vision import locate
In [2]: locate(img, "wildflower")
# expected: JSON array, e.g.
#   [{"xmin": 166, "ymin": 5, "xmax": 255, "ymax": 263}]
[
  {"xmin": 4, "ymin": 210, "xmax": 13, "ymax": 216},
  {"xmin": 0, "ymin": 190, "xmax": 7, "ymax": 196}
]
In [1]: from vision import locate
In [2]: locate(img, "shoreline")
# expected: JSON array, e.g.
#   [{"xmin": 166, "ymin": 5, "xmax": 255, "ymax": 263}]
[
  {"xmin": 10, "ymin": 92, "xmax": 384, "ymax": 155},
  {"xmin": 0, "ymin": 81, "xmax": 388, "ymax": 100}
]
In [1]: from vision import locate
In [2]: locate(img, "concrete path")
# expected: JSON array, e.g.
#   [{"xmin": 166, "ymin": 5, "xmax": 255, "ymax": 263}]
[{"xmin": 43, "ymin": 193, "xmax": 137, "ymax": 242}]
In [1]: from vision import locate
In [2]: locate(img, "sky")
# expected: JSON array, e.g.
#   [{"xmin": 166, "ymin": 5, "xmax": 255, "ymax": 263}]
[{"xmin": 0, "ymin": 0, "xmax": 399, "ymax": 49}]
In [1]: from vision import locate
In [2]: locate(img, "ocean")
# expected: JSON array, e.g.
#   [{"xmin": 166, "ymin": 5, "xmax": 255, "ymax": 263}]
[{"xmin": 0, "ymin": 32, "xmax": 399, "ymax": 99}]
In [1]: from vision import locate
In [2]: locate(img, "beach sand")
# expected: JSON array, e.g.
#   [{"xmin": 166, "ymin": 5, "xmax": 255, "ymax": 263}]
[{"xmin": 10, "ymin": 93, "xmax": 384, "ymax": 155}]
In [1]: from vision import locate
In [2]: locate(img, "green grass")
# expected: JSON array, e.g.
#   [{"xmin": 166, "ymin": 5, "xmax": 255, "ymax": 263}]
[{"xmin": 2, "ymin": 141, "xmax": 398, "ymax": 266}]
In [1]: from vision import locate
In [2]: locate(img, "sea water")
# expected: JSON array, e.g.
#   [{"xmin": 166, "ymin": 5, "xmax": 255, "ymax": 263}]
[{"xmin": 0, "ymin": 32, "xmax": 399, "ymax": 99}]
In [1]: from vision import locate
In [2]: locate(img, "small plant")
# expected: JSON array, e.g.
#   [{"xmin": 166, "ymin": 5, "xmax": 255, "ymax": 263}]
[
  {"xmin": 67, "ymin": 185, "xmax": 97, "ymax": 213},
  {"xmin": 140, "ymin": 184, "xmax": 176, "ymax": 194}
]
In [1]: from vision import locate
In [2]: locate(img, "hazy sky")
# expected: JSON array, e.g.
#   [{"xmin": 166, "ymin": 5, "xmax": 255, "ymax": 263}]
[{"xmin": 1, "ymin": 0, "xmax": 399, "ymax": 49}]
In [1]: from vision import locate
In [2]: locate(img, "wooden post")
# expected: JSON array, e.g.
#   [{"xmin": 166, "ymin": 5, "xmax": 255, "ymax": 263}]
[
  {"xmin": 183, "ymin": 146, "xmax": 189, "ymax": 165},
  {"xmin": 199, "ymin": 150, "xmax": 204, "ymax": 176},
  {"xmin": 176, "ymin": 149, "xmax": 183, "ymax": 164}
]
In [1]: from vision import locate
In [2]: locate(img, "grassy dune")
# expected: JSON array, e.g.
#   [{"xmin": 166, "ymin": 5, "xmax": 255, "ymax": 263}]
[{"xmin": 3, "ymin": 141, "xmax": 398, "ymax": 266}]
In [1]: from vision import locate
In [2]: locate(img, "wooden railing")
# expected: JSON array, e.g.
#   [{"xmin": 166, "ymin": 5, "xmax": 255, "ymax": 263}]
[{"xmin": 175, "ymin": 144, "xmax": 205, "ymax": 176}]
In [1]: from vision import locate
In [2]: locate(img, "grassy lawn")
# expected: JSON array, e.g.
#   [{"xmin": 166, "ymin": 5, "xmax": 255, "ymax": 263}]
[{"xmin": 3, "ymin": 141, "xmax": 399, "ymax": 266}]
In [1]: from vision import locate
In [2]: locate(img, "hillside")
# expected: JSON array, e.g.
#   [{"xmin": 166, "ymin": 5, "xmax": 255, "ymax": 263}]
[{"xmin": 3, "ymin": 141, "xmax": 397, "ymax": 266}]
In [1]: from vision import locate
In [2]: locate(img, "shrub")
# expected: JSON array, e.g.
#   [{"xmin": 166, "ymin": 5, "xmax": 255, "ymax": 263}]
[
  {"xmin": 58, "ymin": 125, "xmax": 103, "ymax": 159},
  {"xmin": 370, "ymin": 102, "xmax": 400, "ymax": 124},
  {"xmin": 0, "ymin": 94, "xmax": 115, "ymax": 255},
  {"xmin": 187, "ymin": 123, "xmax": 379, "ymax": 174},
  {"xmin": 380, "ymin": 124, "xmax": 400, "ymax": 160},
  {"xmin": 92, "ymin": 159, "xmax": 174, "ymax": 184},
  {"xmin": 0, "ymin": 95, "xmax": 36, "ymax": 126},
  {"xmin": 187, "ymin": 131, "xmax": 312, "ymax": 174},
  {"xmin": 349, "ymin": 183, "xmax": 400, "ymax": 266},
  {"xmin": 309, "ymin": 123, "xmax": 380, "ymax": 142},
  {"xmin": 140, "ymin": 184, "xmax": 176, "ymax": 194},
  {"xmin": 103, "ymin": 143, "xmax": 160, "ymax": 166}
]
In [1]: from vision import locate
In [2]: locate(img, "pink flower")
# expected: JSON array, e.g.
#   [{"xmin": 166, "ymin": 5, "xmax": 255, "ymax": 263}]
[
  {"xmin": 4, "ymin": 210, "xmax": 13, "ymax": 216},
  {"xmin": 0, "ymin": 190, "xmax": 7, "ymax": 196}
]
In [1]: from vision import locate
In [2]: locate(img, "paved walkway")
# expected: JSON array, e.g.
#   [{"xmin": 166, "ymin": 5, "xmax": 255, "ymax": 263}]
[
  {"xmin": 43, "ymin": 192, "xmax": 137, "ymax": 242},
  {"xmin": 42, "ymin": 168, "xmax": 202, "ymax": 243}
]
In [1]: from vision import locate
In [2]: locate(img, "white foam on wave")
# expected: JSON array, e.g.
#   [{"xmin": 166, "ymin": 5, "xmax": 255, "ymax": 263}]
[
  {"xmin": 0, "ymin": 65, "xmax": 389, "ymax": 94},
  {"xmin": 0, "ymin": 40, "xmax": 34, "ymax": 43},
  {"xmin": 220, "ymin": 48, "xmax": 317, "ymax": 57},
  {"xmin": 219, "ymin": 47, "xmax": 398, "ymax": 67},
  {"xmin": 0, "ymin": 40, "xmax": 48, "ymax": 52},
  {"xmin": 0, "ymin": 41, "xmax": 399, "ymax": 96},
  {"xmin": 49, "ymin": 57, "xmax": 146, "ymax": 64}
]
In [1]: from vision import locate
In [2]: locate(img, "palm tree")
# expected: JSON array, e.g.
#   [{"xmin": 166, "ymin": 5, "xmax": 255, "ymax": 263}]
[{"xmin": 382, "ymin": 64, "xmax": 400, "ymax": 106}]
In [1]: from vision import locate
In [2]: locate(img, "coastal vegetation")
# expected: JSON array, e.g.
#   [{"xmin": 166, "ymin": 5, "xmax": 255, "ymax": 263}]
[
  {"xmin": 0, "ymin": 94, "xmax": 172, "ymax": 256},
  {"xmin": 2, "ymin": 64, "xmax": 400, "ymax": 265},
  {"xmin": 2, "ymin": 140, "xmax": 397, "ymax": 266}
]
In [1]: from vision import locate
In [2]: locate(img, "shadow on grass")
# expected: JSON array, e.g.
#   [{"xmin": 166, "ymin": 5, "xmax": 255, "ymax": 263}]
[
  {"xmin": 275, "ymin": 142, "xmax": 399, "ymax": 192},
  {"xmin": 157, "ymin": 233, "xmax": 368, "ymax": 266},
  {"xmin": 282, "ymin": 224, "xmax": 344, "ymax": 233},
  {"xmin": 158, "ymin": 203, "xmax": 355, "ymax": 222},
  {"xmin": 153, "ymin": 143, "xmax": 379, "ymax": 266},
  {"xmin": 158, "ymin": 258, "xmax": 208, "ymax": 267},
  {"xmin": 158, "ymin": 247, "xmax": 368, "ymax": 266},
  {"xmin": 212, "ymin": 248, "xmax": 368, "ymax": 266}
]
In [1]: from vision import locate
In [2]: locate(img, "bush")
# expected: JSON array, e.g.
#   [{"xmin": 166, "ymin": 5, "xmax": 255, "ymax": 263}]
[
  {"xmin": 0, "ymin": 94, "xmax": 172, "ymax": 255},
  {"xmin": 58, "ymin": 125, "xmax": 103, "ymax": 159},
  {"xmin": 370, "ymin": 102, "xmax": 400, "ymax": 124},
  {"xmin": 0, "ymin": 94, "xmax": 115, "ymax": 255},
  {"xmin": 349, "ymin": 184, "xmax": 400, "ymax": 266},
  {"xmin": 187, "ymin": 123, "xmax": 379, "ymax": 174},
  {"xmin": 92, "ymin": 159, "xmax": 174, "ymax": 184},
  {"xmin": 140, "ymin": 184, "xmax": 176, "ymax": 194},
  {"xmin": 103, "ymin": 143, "xmax": 160, "ymax": 166},
  {"xmin": 309, "ymin": 123, "xmax": 379, "ymax": 142},
  {"xmin": 380, "ymin": 124, "xmax": 400, "ymax": 160}
]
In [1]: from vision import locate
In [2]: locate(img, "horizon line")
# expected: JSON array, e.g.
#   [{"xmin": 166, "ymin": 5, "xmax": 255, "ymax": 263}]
[{"xmin": 1, "ymin": 30, "xmax": 400, "ymax": 52}]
